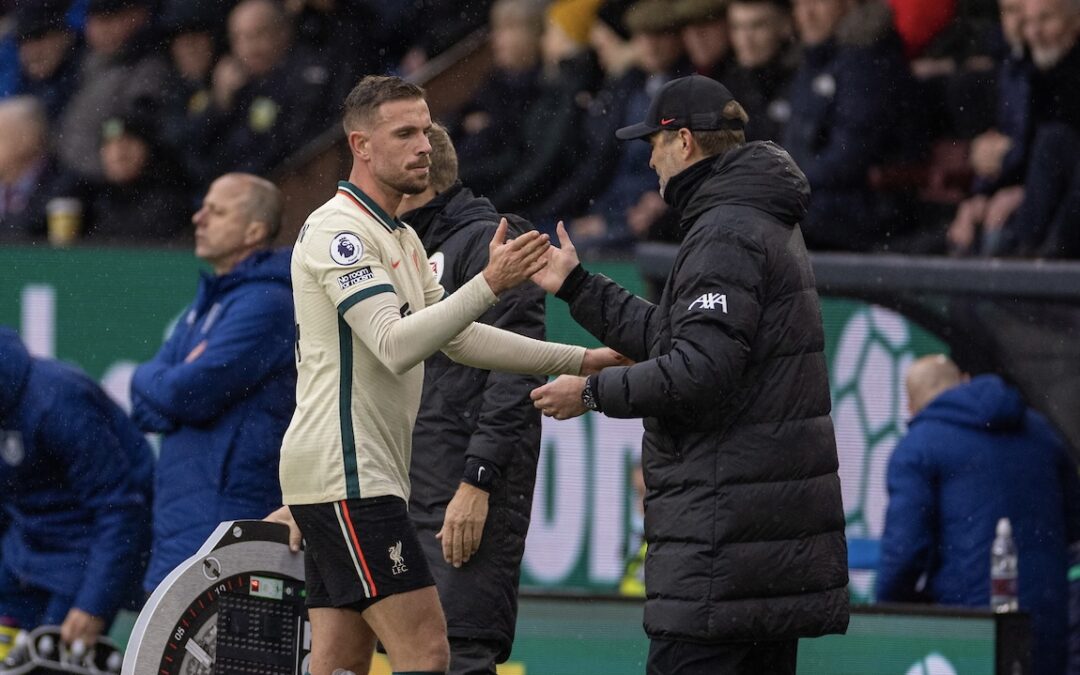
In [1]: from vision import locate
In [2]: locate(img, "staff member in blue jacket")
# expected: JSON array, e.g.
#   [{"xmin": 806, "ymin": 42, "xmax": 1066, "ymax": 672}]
[
  {"xmin": 131, "ymin": 172, "xmax": 296, "ymax": 592},
  {"xmin": 0, "ymin": 327, "xmax": 153, "ymax": 647}
]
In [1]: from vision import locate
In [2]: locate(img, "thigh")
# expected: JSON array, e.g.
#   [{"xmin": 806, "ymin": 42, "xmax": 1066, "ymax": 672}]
[
  {"xmin": 361, "ymin": 585, "xmax": 448, "ymax": 669},
  {"xmin": 307, "ymin": 607, "xmax": 375, "ymax": 675}
]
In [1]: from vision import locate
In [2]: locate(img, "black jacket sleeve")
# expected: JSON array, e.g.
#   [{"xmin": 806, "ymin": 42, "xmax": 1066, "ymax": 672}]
[
  {"xmin": 563, "ymin": 268, "xmax": 658, "ymax": 363},
  {"xmin": 460, "ymin": 228, "xmax": 546, "ymax": 471},
  {"xmin": 592, "ymin": 226, "xmax": 765, "ymax": 419}
]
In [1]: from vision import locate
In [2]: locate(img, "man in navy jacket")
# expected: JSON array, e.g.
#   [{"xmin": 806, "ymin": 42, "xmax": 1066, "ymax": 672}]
[
  {"xmin": 131, "ymin": 173, "xmax": 295, "ymax": 592},
  {"xmin": 877, "ymin": 355, "xmax": 1080, "ymax": 675},
  {"xmin": 0, "ymin": 327, "xmax": 153, "ymax": 646}
]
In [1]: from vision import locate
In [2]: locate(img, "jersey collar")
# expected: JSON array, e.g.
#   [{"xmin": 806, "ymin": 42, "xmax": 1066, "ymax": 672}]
[{"xmin": 337, "ymin": 181, "xmax": 403, "ymax": 232}]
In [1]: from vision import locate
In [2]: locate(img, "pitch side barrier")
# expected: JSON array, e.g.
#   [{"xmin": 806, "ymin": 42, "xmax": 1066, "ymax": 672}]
[{"xmin": 637, "ymin": 244, "xmax": 1080, "ymax": 461}]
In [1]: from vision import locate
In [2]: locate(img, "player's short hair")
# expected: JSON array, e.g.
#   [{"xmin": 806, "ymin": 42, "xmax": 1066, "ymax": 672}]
[
  {"xmin": 427, "ymin": 123, "xmax": 459, "ymax": 194},
  {"xmin": 342, "ymin": 75, "xmax": 426, "ymax": 134}
]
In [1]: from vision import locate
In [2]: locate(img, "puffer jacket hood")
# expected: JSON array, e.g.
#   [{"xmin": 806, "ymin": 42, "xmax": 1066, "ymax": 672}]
[
  {"xmin": 916, "ymin": 374, "xmax": 1026, "ymax": 433},
  {"xmin": 402, "ymin": 183, "xmax": 500, "ymax": 253},
  {"xmin": 0, "ymin": 327, "xmax": 32, "ymax": 420},
  {"xmin": 674, "ymin": 141, "xmax": 810, "ymax": 231}
]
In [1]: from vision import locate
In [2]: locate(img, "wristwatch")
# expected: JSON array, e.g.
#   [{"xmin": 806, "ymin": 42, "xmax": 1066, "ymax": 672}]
[{"xmin": 581, "ymin": 375, "xmax": 600, "ymax": 412}]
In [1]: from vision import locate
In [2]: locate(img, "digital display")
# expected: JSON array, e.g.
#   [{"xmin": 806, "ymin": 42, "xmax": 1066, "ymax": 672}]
[{"xmin": 250, "ymin": 575, "xmax": 285, "ymax": 601}]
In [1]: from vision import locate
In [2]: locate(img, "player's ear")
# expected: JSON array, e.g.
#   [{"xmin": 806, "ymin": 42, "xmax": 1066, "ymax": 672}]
[{"xmin": 348, "ymin": 130, "xmax": 370, "ymax": 160}]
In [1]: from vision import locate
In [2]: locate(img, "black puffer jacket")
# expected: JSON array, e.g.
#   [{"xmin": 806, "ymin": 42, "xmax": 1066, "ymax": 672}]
[
  {"xmin": 560, "ymin": 142, "xmax": 849, "ymax": 642},
  {"xmin": 401, "ymin": 183, "xmax": 545, "ymax": 657}
]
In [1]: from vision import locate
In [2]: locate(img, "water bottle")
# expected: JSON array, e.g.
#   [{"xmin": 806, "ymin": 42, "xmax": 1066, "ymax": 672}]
[{"xmin": 991, "ymin": 517, "xmax": 1019, "ymax": 613}]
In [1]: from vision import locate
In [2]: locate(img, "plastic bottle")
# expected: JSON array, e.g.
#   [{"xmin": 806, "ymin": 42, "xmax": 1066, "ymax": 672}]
[{"xmin": 991, "ymin": 517, "xmax": 1019, "ymax": 613}]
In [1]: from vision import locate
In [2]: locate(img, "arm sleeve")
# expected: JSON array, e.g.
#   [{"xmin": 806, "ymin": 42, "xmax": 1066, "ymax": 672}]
[
  {"xmin": 306, "ymin": 222, "xmax": 503, "ymax": 374},
  {"xmin": 875, "ymin": 433, "xmax": 937, "ymax": 602},
  {"xmin": 591, "ymin": 230, "xmax": 764, "ymax": 419},
  {"xmin": 129, "ymin": 315, "xmax": 190, "ymax": 432},
  {"xmin": 441, "ymin": 321, "xmax": 584, "ymax": 376},
  {"xmin": 128, "ymin": 287, "xmax": 295, "ymax": 426},
  {"xmin": 465, "ymin": 284, "xmax": 547, "ymax": 468},
  {"xmin": 562, "ymin": 267, "xmax": 658, "ymax": 363},
  {"xmin": 48, "ymin": 399, "xmax": 151, "ymax": 620}
]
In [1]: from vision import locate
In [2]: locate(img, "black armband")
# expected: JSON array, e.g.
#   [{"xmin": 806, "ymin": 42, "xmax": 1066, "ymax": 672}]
[
  {"xmin": 462, "ymin": 457, "xmax": 500, "ymax": 491},
  {"xmin": 555, "ymin": 264, "xmax": 590, "ymax": 302}
]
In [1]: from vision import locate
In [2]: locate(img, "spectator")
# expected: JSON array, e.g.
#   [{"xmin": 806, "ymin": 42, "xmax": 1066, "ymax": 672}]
[
  {"xmin": 888, "ymin": 0, "xmax": 957, "ymax": 59},
  {"xmin": 531, "ymin": 75, "xmax": 850, "ymax": 674},
  {"xmin": 11, "ymin": 1, "xmax": 83, "ymax": 122},
  {"xmin": 284, "ymin": 0, "xmax": 380, "ymax": 105},
  {"xmin": 398, "ymin": 125, "xmax": 548, "ymax": 675},
  {"xmin": 455, "ymin": 0, "xmax": 545, "ymax": 201},
  {"xmin": 57, "ymin": 0, "xmax": 168, "ymax": 181},
  {"xmin": 947, "ymin": 0, "xmax": 1030, "ymax": 255},
  {"xmin": 877, "ymin": 356, "xmax": 1080, "ymax": 675},
  {"xmin": 573, "ymin": 0, "xmax": 692, "ymax": 249},
  {"xmin": 0, "ymin": 97, "xmax": 60, "ymax": 241},
  {"xmin": 68, "ymin": 108, "xmax": 192, "ymax": 242},
  {"xmin": 676, "ymin": 0, "xmax": 732, "ymax": 80},
  {"xmin": 158, "ymin": 0, "xmax": 225, "ymax": 184},
  {"xmin": 482, "ymin": 0, "xmax": 602, "ymax": 215},
  {"xmin": 0, "ymin": 327, "xmax": 153, "ymax": 647},
  {"xmin": 131, "ymin": 172, "xmax": 295, "ymax": 593},
  {"xmin": 529, "ymin": 5, "xmax": 640, "ymax": 232},
  {"xmin": 784, "ymin": 0, "xmax": 919, "ymax": 251},
  {"xmin": 187, "ymin": 0, "xmax": 331, "ymax": 184},
  {"xmin": 397, "ymin": 0, "xmax": 498, "ymax": 75},
  {"xmin": 994, "ymin": 0, "xmax": 1080, "ymax": 257},
  {"xmin": 724, "ymin": 0, "xmax": 796, "ymax": 142}
]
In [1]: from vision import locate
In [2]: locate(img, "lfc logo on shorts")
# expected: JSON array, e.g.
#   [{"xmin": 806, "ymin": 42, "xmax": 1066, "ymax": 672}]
[{"xmin": 389, "ymin": 540, "xmax": 408, "ymax": 575}]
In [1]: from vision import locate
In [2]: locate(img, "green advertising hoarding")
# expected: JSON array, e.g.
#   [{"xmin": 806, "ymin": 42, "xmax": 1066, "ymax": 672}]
[{"xmin": 0, "ymin": 247, "xmax": 946, "ymax": 598}]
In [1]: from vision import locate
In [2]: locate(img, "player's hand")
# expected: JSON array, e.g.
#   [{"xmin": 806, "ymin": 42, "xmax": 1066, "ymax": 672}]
[
  {"xmin": 264, "ymin": 506, "xmax": 302, "ymax": 553},
  {"xmin": 580, "ymin": 347, "xmax": 632, "ymax": 375},
  {"xmin": 530, "ymin": 221, "xmax": 580, "ymax": 294},
  {"xmin": 531, "ymin": 375, "xmax": 589, "ymax": 420},
  {"xmin": 436, "ymin": 483, "xmax": 489, "ymax": 568},
  {"xmin": 483, "ymin": 218, "xmax": 550, "ymax": 295},
  {"xmin": 59, "ymin": 609, "xmax": 104, "ymax": 647}
]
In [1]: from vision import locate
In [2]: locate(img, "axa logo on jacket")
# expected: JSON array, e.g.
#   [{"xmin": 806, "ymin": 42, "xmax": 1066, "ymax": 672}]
[{"xmin": 688, "ymin": 293, "xmax": 728, "ymax": 312}]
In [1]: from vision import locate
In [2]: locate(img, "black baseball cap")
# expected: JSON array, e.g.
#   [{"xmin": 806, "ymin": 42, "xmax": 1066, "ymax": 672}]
[{"xmin": 615, "ymin": 74, "xmax": 745, "ymax": 141}]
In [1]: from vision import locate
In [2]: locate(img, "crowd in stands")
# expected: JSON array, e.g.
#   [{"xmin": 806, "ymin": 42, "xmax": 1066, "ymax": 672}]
[{"xmin": 0, "ymin": 0, "xmax": 1077, "ymax": 257}]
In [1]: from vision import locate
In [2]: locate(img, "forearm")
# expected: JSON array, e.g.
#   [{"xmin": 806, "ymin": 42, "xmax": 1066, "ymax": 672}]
[
  {"xmin": 443, "ymin": 321, "xmax": 585, "ymax": 376},
  {"xmin": 345, "ymin": 273, "xmax": 499, "ymax": 375},
  {"xmin": 561, "ymin": 266, "xmax": 656, "ymax": 362}
]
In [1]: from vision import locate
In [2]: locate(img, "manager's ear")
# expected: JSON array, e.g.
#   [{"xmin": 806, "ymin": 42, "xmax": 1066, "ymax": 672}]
[{"xmin": 245, "ymin": 219, "xmax": 271, "ymax": 247}]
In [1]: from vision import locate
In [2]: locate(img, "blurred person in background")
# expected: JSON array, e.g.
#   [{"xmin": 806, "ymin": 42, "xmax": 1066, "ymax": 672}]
[
  {"xmin": 575, "ymin": 0, "xmax": 692, "ymax": 249},
  {"xmin": 481, "ymin": 0, "xmax": 602, "ymax": 215},
  {"xmin": 398, "ymin": 124, "xmax": 547, "ymax": 675},
  {"xmin": 0, "ymin": 327, "xmax": 153, "ymax": 648},
  {"xmin": 676, "ymin": 0, "xmax": 732, "ymax": 80},
  {"xmin": 783, "ymin": 0, "xmax": 920, "ymax": 251},
  {"xmin": 77, "ymin": 107, "xmax": 191, "ymax": 242},
  {"xmin": 57, "ymin": 0, "xmax": 168, "ymax": 182},
  {"xmin": 0, "ymin": 97, "xmax": 60, "ymax": 241},
  {"xmin": 724, "ymin": 0, "xmax": 796, "ymax": 142},
  {"xmin": 456, "ymin": 0, "xmax": 545, "ymax": 200},
  {"xmin": 158, "ymin": 0, "xmax": 227, "ymax": 191},
  {"xmin": 130, "ymin": 172, "xmax": 295, "ymax": 594},
  {"xmin": 284, "ymin": 0, "xmax": 380, "ymax": 105},
  {"xmin": 947, "ymin": 0, "xmax": 1031, "ymax": 255},
  {"xmin": 877, "ymin": 355, "xmax": 1080, "ymax": 675},
  {"xmin": 187, "ymin": 0, "xmax": 331, "ymax": 184},
  {"xmin": 992, "ymin": 0, "xmax": 1080, "ymax": 257},
  {"xmin": 10, "ymin": 1, "xmax": 82, "ymax": 122}
]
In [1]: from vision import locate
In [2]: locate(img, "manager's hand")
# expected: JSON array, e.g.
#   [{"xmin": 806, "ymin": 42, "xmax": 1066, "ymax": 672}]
[
  {"xmin": 531, "ymin": 221, "xmax": 580, "ymax": 294},
  {"xmin": 264, "ymin": 506, "xmax": 302, "ymax": 553},
  {"xmin": 437, "ymin": 483, "xmax": 489, "ymax": 568},
  {"xmin": 531, "ymin": 375, "xmax": 589, "ymax": 420},
  {"xmin": 483, "ymin": 218, "xmax": 550, "ymax": 295}
]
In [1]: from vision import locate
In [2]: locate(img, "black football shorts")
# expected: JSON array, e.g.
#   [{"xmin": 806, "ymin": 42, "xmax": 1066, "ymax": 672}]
[{"xmin": 291, "ymin": 496, "xmax": 434, "ymax": 613}]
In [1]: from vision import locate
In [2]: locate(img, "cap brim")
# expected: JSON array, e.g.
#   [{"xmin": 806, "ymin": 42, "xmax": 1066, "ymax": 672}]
[{"xmin": 615, "ymin": 122, "xmax": 658, "ymax": 141}]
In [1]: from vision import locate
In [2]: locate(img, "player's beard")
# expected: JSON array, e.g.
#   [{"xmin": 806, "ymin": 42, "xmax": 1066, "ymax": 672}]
[{"xmin": 385, "ymin": 165, "xmax": 430, "ymax": 196}]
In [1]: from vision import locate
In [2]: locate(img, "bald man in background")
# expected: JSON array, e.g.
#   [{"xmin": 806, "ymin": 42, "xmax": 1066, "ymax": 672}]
[{"xmin": 877, "ymin": 355, "xmax": 1080, "ymax": 674}]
